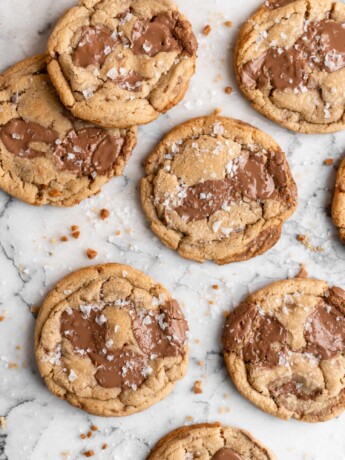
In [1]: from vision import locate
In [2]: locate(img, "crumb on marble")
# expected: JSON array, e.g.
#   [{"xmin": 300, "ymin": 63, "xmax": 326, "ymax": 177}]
[
  {"xmin": 8, "ymin": 362, "xmax": 18, "ymax": 369},
  {"xmin": 72, "ymin": 231, "xmax": 80, "ymax": 239},
  {"xmin": 224, "ymin": 86, "xmax": 233, "ymax": 95},
  {"xmin": 100, "ymin": 209, "xmax": 110, "ymax": 220},
  {"xmin": 197, "ymin": 360, "xmax": 204, "ymax": 367},
  {"xmin": 0, "ymin": 416, "xmax": 6, "ymax": 430},
  {"xmin": 224, "ymin": 21, "xmax": 233, "ymax": 27},
  {"xmin": 212, "ymin": 284, "xmax": 219, "ymax": 290},
  {"xmin": 115, "ymin": 230, "xmax": 122, "ymax": 236},
  {"xmin": 83, "ymin": 450, "xmax": 95, "ymax": 458},
  {"xmin": 90, "ymin": 425, "xmax": 98, "ymax": 431},
  {"xmin": 102, "ymin": 443, "xmax": 108, "ymax": 450},
  {"xmin": 60, "ymin": 236, "xmax": 69, "ymax": 242},
  {"xmin": 193, "ymin": 380, "xmax": 203, "ymax": 394},
  {"xmin": 86, "ymin": 249, "xmax": 98, "ymax": 259},
  {"xmin": 202, "ymin": 25, "xmax": 212, "ymax": 36},
  {"xmin": 30, "ymin": 305, "xmax": 40, "ymax": 315},
  {"xmin": 297, "ymin": 234, "xmax": 324, "ymax": 253},
  {"xmin": 324, "ymin": 158, "xmax": 334, "ymax": 166},
  {"xmin": 0, "ymin": 316, "xmax": 5, "ymax": 322},
  {"xmin": 185, "ymin": 415, "xmax": 194, "ymax": 422},
  {"xmin": 295, "ymin": 263, "xmax": 308, "ymax": 279}
]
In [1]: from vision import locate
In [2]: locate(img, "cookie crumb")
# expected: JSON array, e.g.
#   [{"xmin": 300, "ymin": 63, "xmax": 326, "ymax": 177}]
[
  {"xmin": 0, "ymin": 316, "xmax": 5, "ymax": 322},
  {"xmin": 100, "ymin": 209, "xmax": 110, "ymax": 220},
  {"xmin": 86, "ymin": 249, "xmax": 98, "ymax": 259},
  {"xmin": 212, "ymin": 284, "xmax": 219, "ymax": 290},
  {"xmin": 224, "ymin": 21, "xmax": 233, "ymax": 27},
  {"xmin": 102, "ymin": 443, "xmax": 108, "ymax": 450},
  {"xmin": 80, "ymin": 433, "xmax": 86, "ymax": 439},
  {"xmin": 90, "ymin": 425, "xmax": 98, "ymax": 431},
  {"xmin": 83, "ymin": 450, "xmax": 95, "ymax": 458},
  {"xmin": 193, "ymin": 380, "xmax": 203, "ymax": 394},
  {"xmin": 197, "ymin": 360, "xmax": 204, "ymax": 367},
  {"xmin": 202, "ymin": 25, "xmax": 212, "ymax": 36},
  {"xmin": 295, "ymin": 264, "xmax": 308, "ymax": 279},
  {"xmin": 30, "ymin": 305, "xmax": 40, "ymax": 314},
  {"xmin": 297, "ymin": 234, "xmax": 324, "ymax": 253},
  {"xmin": 86, "ymin": 431, "xmax": 92, "ymax": 438},
  {"xmin": 224, "ymin": 87, "xmax": 232, "ymax": 95},
  {"xmin": 185, "ymin": 415, "xmax": 194, "ymax": 422},
  {"xmin": 71, "ymin": 225, "xmax": 79, "ymax": 232},
  {"xmin": 324, "ymin": 158, "xmax": 334, "ymax": 166},
  {"xmin": 0, "ymin": 416, "xmax": 6, "ymax": 429},
  {"xmin": 8, "ymin": 362, "xmax": 18, "ymax": 369},
  {"xmin": 115, "ymin": 230, "xmax": 122, "ymax": 236},
  {"xmin": 60, "ymin": 236, "xmax": 69, "ymax": 242}
]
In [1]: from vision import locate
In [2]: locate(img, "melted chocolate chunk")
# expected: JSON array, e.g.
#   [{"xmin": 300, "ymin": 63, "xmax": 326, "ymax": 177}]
[
  {"xmin": 175, "ymin": 150, "xmax": 287, "ymax": 222},
  {"xmin": 132, "ymin": 12, "xmax": 180, "ymax": 57},
  {"xmin": 241, "ymin": 20, "xmax": 345, "ymax": 91},
  {"xmin": 73, "ymin": 26, "xmax": 117, "ymax": 68},
  {"xmin": 131, "ymin": 300, "xmax": 188, "ymax": 357},
  {"xmin": 212, "ymin": 448, "xmax": 242, "ymax": 460},
  {"xmin": 115, "ymin": 72, "xmax": 143, "ymax": 92},
  {"xmin": 54, "ymin": 127, "xmax": 124, "ymax": 176},
  {"xmin": 223, "ymin": 303, "xmax": 288, "ymax": 366},
  {"xmin": 305, "ymin": 299, "xmax": 345, "ymax": 360},
  {"xmin": 0, "ymin": 118, "xmax": 58, "ymax": 158},
  {"xmin": 270, "ymin": 377, "xmax": 322, "ymax": 401}
]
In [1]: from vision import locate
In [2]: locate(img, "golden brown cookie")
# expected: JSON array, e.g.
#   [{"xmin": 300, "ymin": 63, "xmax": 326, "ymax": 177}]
[
  {"xmin": 47, "ymin": 0, "xmax": 197, "ymax": 128},
  {"xmin": 235, "ymin": 0, "xmax": 345, "ymax": 133},
  {"xmin": 222, "ymin": 278, "xmax": 345, "ymax": 422},
  {"xmin": 141, "ymin": 115, "xmax": 297, "ymax": 264},
  {"xmin": 35, "ymin": 263, "xmax": 189, "ymax": 416},
  {"xmin": 0, "ymin": 55, "xmax": 136, "ymax": 206},
  {"xmin": 147, "ymin": 423, "xmax": 276, "ymax": 460},
  {"xmin": 332, "ymin": 157, "xmax": 345, "ymax": 242}
]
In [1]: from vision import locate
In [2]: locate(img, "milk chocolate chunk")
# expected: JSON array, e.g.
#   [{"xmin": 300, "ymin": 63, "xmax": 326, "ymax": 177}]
[
  {"xmin": 212, "ymin": 448, "xmax": 242, "ymax": 460},
  {"xmin": 176, "ymin": 150, "xmax": 286, "ymax": 222},
  {"xmin": 223, "ymin": 304, "xmax": 288, "ymax": 366},
  {"xmin": 241, "ymin": 20, "xmax": 345, "ymax": 91},
  {"xmin": 54, "ymin": 127, "xmax": 124, "ymax": 176},
  {"xmin": 270, "ymin": 378, "xmax": 322, "ymax": 401},
  {"xmin": 116, "ymin": 72, "xmax": 143, "ymax": 92},
  {"xmin": 131, "ymin": 300, "xmax": 188, "ymax": 358},
  {"xmin": 132, "ymin": 12, "xmax": 180, "ymax": 57},
  {"xmin": 0, "ymin": 118, "xmax": 58, "ymax": 158},
  {"xmin": 305, "ymin": 301, "xmax": 345, "ymax": 359},
  {"xmin": 73, "ymin": 26, "xmax": 117, "ymax": 68}
]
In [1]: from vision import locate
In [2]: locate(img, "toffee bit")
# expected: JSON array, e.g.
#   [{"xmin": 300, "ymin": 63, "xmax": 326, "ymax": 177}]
[
  {"xmin": 86, "ymin": 248, "xmax": 98, "ymax": 259},
  {"xmin": 297, "ymin": 234, "xmax": 324, "ymax": 253},
  {"xmin": 100, "ymin": 208, "xmax": 110, "ymax": 220},
  {"xmin": 202, "ymin": 25, "xmax": 212, "ymax": 36},
  {"xmin": 193, "ymin": 380, "xmax": 203, "ymax": 394}
]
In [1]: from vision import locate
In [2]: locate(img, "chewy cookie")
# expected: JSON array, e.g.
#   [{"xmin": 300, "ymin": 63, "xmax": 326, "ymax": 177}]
[
  {"xmin": 141, "ymin": 115, "xmax": 297, "ymax": 264},
  {"xmin": 332, "ymin": 157, "xmax": 345, "ymax": 242},
  {"xmin": 147, "ymin": 422, "xmax": 276, "ymax": 460},
  {"xmin": 235, "ymin": 0, "xmax": 345, "ymax": 133},
  {"xmin": 35, "ymin": 264, "xmax": 189, "ymax": 416},
  {"xmin": 47, "ymin": 0, "xmax": 197, "ymax": 128},
  {"xmin": 0, "ymin": 55, "xmax": 136, "ymax": 206},
  {"xmin": 222, "ymin": 278, "xmax": 345, "ymax": 422}
]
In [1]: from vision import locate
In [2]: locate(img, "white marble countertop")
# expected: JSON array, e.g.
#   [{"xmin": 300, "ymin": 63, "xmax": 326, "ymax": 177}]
[{"xmin": 1, "ymin": 1, "xmax": 345, "ymax": 459}]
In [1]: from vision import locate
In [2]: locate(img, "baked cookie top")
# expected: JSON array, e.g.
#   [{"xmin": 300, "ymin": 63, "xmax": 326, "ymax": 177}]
[
  {"xmin": 222, "ymin": 278, "xmax": 345, "ymax": 422},
  {"xmin": 141, "ymin": 115, "xmax": 297, "ymax": 265},
  {"xmin": 332, "ymin": 157, "xmax": 345, "ymax": 243},
  {"xmin": 0, "ymin": 55, "xmax": 136, "ymax": 206},
  {"xmin": 35, "ymin": 264, "xmax": 189, "ymax": 417},
  {"xmin": 235, "ymin": 0, "xmax": 345, "ymax": 133},
  {"xmin": 47, "ymin": 0, "xmax": 197, "ymax": 128},
  {"xmin": 147, "ymin": 423, "xmax": 276, "ymax": 460}
]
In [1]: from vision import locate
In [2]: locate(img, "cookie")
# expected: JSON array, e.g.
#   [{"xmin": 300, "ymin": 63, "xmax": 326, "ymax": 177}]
[
  {"xmin": 222, "ymin": 278, "xmax": 345, "ymax": 422},
  {"xmin": 147, "ymin": 422, "xmax": 276, "ymax": 460},
  {"xmin": 235, "ymin": 0, "xmax": 345, "ymax": 133},
  {"xmin": 0, "ymin": 55, "xmax": 136, "ymax": 206},
  {"xmin": 47, "ymin": 0, "xmax": 197, "ymax": 128},
  {"xmin": 141, "ymin": 115, "xmax": 297, "ymax": 264},
  {"xmin": 35, "ymin": 263, "xmax": 189, "ymax": 416},
  {"xmin": 332, "ymin": 157, "xmax": 345, "ymax": 242}
]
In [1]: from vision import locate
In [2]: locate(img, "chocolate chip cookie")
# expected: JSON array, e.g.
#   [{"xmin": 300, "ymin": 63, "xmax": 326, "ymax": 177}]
[
  {"xmin": 222, "ymin": 278, "xmax": 345, "ymax": 422},
  {"xmin": 332, "ymin": 157, "xmax": 345, "ymax": 242},
  {"xmin": 147, "ymin": 423, "xmax": 276, "ymax": 460},
  {"xmin": 0, "ymin": 55, "xmax": 136, "ymax": 206},
  {"xmin": 35, "ymin": 263, "xmax": 189, "ymax": 416},
  {"xmin": 47, "ymin": 0, "xmax": 197, "ymax": 128},
  {"xmin": 141, "ymin": 115, "xmax": 297, "ymax": 264},
  {"xmin": 235, "ymin": 0, "xmax": 345, "ymax": 133}
]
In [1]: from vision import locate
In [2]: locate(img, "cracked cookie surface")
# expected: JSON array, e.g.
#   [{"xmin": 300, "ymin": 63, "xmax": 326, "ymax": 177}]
[
  {"xmin": 0, "ymin": 55, "xmax": 136, "ymax": 206},
  {"xmin": 332, "ymin": 157, "xmax": 345, "ymax": 242},
  {"xmin": 222, "ymin": 278, "xmax": 345, "ymax": 422},
  {"xmin": 47, "ymin": 0, "xmax": 197, "ymax": 128},
  {"xmin": 235, "ymin": 0, "xmax": 345, "ymax": 133},
  {"xmin": 141, "ymin": 115, "xmax": 297, "ymax": 264},
  {"xmin": 147, "ymin": 423, "xmax": 276, "ymax": 460},
  {"xmin": 35, "ymin": 263, "xmax": 189, "ymax": 416}
]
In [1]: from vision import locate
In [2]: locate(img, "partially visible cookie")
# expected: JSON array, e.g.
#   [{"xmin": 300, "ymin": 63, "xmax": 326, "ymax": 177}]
[
  {"xmin": 235, "ymin": 0, "xmax": 345, "ymax": 133},
  {"xmin": 47, "ymin": 0, "xmax": 197, "ymax": 128},
  {"xmin": 0, "ymin": 55, "xmax": 136, "ymax": 206},
  {"xmin": 222, "ymin": 278, "xmax": 345, "ymax": 422},
  {"xmin": 35, "ymin": 264, "xmax": 189, "ymax": 416},
  {"xmin": 147, "ymin": 422, "xmax": 276, "ymax": 460},
  {"xmin": 332, "ymin": 157, "xmax": 345, "ymax": 242},
  {"xmin": 141, "ymin": 115, "xmax": 297, "ymax": 264}
]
